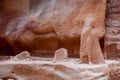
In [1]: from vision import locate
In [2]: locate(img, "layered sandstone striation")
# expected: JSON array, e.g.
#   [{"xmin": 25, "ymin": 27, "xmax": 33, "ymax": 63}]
[
  {"xmin": 0, "ymin": 57, "xmax": 120, "ymax": 80},
  {"xmin": 108, "ymin": 61, "xmax": 120, "ymax": 80},
  {"xmin": 0, "ymin": 58, "xmax": 110, "ymax": 80},
  {"xmin": 105, "ymin": 0, "xmax": 120, "ymax": 59}
]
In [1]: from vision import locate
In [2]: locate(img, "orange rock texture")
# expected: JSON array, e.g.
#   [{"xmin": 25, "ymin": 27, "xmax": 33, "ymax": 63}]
[{"xmin": 0, "ymin": 0, "xmax": 107, "ymax": 58}]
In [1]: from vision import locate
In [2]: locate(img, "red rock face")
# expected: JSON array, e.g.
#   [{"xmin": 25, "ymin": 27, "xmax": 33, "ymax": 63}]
[
  {"xmin": 0, "ymin": 0, "xmax": 29, "ymax": 55},
  {"xmin": 105, "ymin": 0, "xmax": 120, "ymax": 59},
  {"xmin": 0, "ymin": 0, "xmax": 106, "ymax": 57}
]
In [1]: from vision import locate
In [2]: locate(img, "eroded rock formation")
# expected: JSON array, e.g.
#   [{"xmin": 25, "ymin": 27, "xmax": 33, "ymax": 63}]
[
  {"xmin": 0, "ymin": 58, "xmax": 110, "ymax": 80},
  {"xmin": 0, "ymin": 0, "xmax": 120, "ymax": 80},
  {"xmin": 80, "ymin": 14, "xmax": 106, "ymax": 64},
  {"xmin": 108, "ymin": 61, "xmax": 120, "ymax": 80},
  {"xmin": 105, "ymin": 0, "xmax": 120, "ymax": 59},
  {"xmin": 0, "ymin": 0, "xmax": 107, "ymax": 59},
  {"xmin": 0, "ymin": 0, "xmax": 29, "ymax": 55}
]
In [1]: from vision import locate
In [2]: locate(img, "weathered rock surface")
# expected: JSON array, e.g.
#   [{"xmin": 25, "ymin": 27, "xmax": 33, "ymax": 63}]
[
  {"xmin": 79, "ymin": 14, "xmax": 106, "ymax": 63},
  {"xmin": 0, "ymin": 58, "xmax": 120, "ymax": 80},
  {"xmin": 105, "ymin": 0, "xmax": 120, "ymax": 59},
  {"xmin": 53, "ymin": 48, "xmax": 68, "ymax": 62},
  {"xmin": 0, "ymin": 0, "xmax": 106, "ymax": 57},
  {"xmin": 108, "ymin": 61, "xmax": 120, "ymax": 80},
  {"xmin": 13, "ymin": 51, "xmax": 31, "ymax": 61},
  {"xmin": 0, "ymin": 0, "xmax": 29, "ymax": 56},
  {"xmin": 0, "ymin": 58, "xmax": 115, "ymax": 80},
  {"xmin": 0, "ymin": 0, "xmax": 119, "ymax": 60}
]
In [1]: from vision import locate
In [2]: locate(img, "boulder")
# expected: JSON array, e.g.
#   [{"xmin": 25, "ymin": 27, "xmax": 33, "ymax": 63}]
[
  {"xmin": 53, "ymin": 48, "xmax": 68, "ymax": 62},
  {"xmin": 7, "ymin": 79, "xmax": 15, "ymax": 80},
  {"xmin": 13, "ymin": 51, "xmax": 31, "ymax": 61}
]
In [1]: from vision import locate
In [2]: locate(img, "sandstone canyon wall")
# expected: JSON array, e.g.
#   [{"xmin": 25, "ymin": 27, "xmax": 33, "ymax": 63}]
[
  {"xmin": 105, "ymin": 0, "xmax": 120, "ymax": 59},
  {"xmin": 0, "ymin": 0, "xmax": 119, "ymax": 59},
  {"xmin": 0, "ymin": 0, "xmax": 29, "ymax": 55}
]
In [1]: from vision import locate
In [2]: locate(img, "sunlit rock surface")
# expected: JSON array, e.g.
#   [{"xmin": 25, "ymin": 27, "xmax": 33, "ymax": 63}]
[
  {"xmin": 0, "ymin": 55, "xmax": 119, "ymax": 80},
  {"xmin": 0, "ymin": 58, "xmax": 119, "ymax": 80}
]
